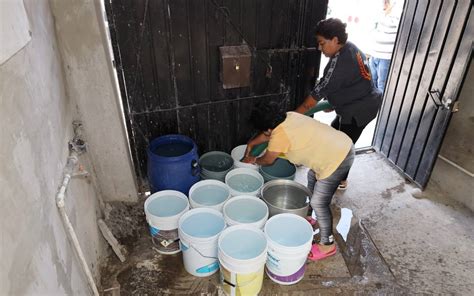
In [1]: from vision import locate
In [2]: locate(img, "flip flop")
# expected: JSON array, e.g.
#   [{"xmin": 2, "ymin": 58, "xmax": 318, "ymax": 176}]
[
  {"xmin": 308, "ymin": 243, "xmax": 337, "ymax": 261},
  {"xmin": 337, "ymin": 181, "xmax": 347, "ymax": 191},
  {"xmin": 305, "ymin": 216, "xmax": 317, "ymax": 226}
]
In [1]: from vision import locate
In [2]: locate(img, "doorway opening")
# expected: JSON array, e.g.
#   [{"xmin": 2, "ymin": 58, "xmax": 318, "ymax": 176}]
[{"xmin": 314, "ymin": 0, "xmax": 404, "ymax": 149}]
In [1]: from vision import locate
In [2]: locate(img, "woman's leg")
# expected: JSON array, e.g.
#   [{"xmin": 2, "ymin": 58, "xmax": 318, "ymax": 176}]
[
  {"xmin": 310, "ymin": 147, "xmax": 355, "ymax": 244},
  {"xmin": 331, "ymin": 117, "xmax": 363, "ymax": 186},
  {"xmin": 307, "ymin": 169, "xmax": 316, "ymax": 193}
]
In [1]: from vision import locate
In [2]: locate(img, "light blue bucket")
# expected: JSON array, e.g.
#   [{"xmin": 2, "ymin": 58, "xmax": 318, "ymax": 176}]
[
  {"xmin": 178, "ymin": 208, "xmax": 226, "ymax": 277},
  {"xmin": 223, "ymin": 195, "xmax": 269, "ymax": 229}
]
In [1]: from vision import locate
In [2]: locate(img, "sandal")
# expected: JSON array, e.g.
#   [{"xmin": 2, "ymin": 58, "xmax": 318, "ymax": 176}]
[
  {"xmin": 305, "ymin": 216, "xmax": 317, "ymax": 226},
  {"xmin": 308, "ymin": 243, "xmax": 337, "ymax": 261},
  {"xmin": 337, "ymin": 180, "xmax": 348, "ymax": 191}
]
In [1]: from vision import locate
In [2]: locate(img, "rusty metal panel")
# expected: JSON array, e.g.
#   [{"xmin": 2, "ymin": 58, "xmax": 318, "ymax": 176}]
[{"xmin": 219, "ymin": 45, "xmax": 252, "ymax": 89}]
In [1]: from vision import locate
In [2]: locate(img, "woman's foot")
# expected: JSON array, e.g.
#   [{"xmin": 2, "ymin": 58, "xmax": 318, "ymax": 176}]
[
  {"xmin": 308, "ymin": 243, "xmax": 337, "ymax": 261},
  {"xmin": 337, "ymin": 180, "xmax": 348, "ymax": 190}
]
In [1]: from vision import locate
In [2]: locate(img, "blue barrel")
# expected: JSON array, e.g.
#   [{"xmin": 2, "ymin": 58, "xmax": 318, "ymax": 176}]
[{"xmin": 147, "ymin": 135, "xmax": 200, "ymax": 194}]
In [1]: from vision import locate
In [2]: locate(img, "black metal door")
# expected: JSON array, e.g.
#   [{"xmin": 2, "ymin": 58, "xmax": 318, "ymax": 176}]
[
  {"xmin": 105, "ymin": 0, "xmax": 328, "ymax": 190},
  {"xmin": 374, "ymin": 0, "xmax": 473, "ymax": 188}
]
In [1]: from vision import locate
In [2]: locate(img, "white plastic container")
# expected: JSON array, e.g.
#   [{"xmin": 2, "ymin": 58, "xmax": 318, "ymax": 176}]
[
  {"xmin": 144, "ymin": 190, "xmax": 189, "ymax": 254},
  {"xmin": 218, "ymin": 225, "xmax": 268, "ymax": 296},
  {"xmin": 225, "ymin": 168, "xmax": 264, "ymax": 197},
  {"xmin": 264, "ymin": 213, "xmax": 313, "ymax": 285},
  {"xmin": 223, "ymin": 195, "xmax": 268, "ymax": 229},
  {"xmin": 178, "ymin": 208, "xmax": 226, "ymax": 277},
  {"xmin": 188, "ymin": 179, "xmax": 231, "ymax": 212},
  {"xmin": 231, "ymin": 145, "xmax": 260, "ymax": 171}
]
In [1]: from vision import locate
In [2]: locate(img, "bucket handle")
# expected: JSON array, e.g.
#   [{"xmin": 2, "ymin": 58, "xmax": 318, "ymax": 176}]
[
  {"xmin": 191, "ymin": 159, "xmax": 200, "ymax": 176},
  {"xmin": 184, "ymin": 241, "xmax": 218, "ymax": 260},
  {"xmin": 222, "ymin": 272, "xmax": 261, "ymax": 288}
]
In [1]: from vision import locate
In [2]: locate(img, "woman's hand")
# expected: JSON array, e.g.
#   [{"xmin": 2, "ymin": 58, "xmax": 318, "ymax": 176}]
[{"xmin": 241, "ymin": 156, "xmax": 257, "ymax": 164}]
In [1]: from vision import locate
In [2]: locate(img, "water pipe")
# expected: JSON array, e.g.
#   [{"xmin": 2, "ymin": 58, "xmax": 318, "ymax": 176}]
[
  {"xmin": 250, "ymin": 100, "xmax": 332, "ymax": 156},
  {"xmin": 56, "ymin": 128, "xmax": 99, "ymax": 296}
]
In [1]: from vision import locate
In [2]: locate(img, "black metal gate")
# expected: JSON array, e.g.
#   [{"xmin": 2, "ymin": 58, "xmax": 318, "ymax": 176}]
[
  {"xmin": 374, "ymin": 0, "xmax": 473, "ymax": 188},
  {"xmin": 105, "ymin": 0, "xmax": 328, "ymax": 190}
]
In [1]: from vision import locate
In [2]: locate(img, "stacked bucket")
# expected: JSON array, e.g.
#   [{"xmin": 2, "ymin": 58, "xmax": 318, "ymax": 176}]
[{"xmin": 145, "ymin": 137, "xmax": 315, "ymax": 295}]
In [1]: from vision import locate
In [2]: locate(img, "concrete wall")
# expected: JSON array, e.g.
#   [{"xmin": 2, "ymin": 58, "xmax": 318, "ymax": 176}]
[
  {"xmin": 428, "ymin": 58, "xmax": 474, "ymax": 211},
  {"xmin": 0, "ymin": 0, "xmax": 107, "ymax": 294},
  {"xmin": 49, "ymin": 0, "xmax": 137, "ymax": 203}
]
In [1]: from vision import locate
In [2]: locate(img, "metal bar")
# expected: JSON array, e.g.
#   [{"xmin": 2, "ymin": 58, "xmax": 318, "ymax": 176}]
[
  {"xmin": 438, "ymin": 154, "xmax": 474, "ymax": 177},
  {"xmin": 130, "ymin": 91, "xmax": 291, "ymax": 115}
]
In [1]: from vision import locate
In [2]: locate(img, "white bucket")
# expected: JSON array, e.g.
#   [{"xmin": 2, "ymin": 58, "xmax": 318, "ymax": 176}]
[
  {"xmin": 231, "ymin": 145, "xmax": 260, "ymax": 171},
  {"xmin": 218, "ymin": 225, "xmax": 267, "ymax": 296},
  {"xmin": 264, "ymin": 213, "xmax": 313, "ymax": 285},
  {"xmin": 189, "ymin": 180, "xmax": 231, "ymax": 212},
  {"xmin": 223, "ymin": 195, "xmax": 268, "ymax": 229},
  {"xmin": 178, "ymin": 208, "xmax": 226, "ymax": 277},
  {"xmin": 225, "ymin": 168, "xmax": 264, "ymax": 197},
  {"xmin": 144, "ymin": 190, "xmax": 189, "ymax": 254}
]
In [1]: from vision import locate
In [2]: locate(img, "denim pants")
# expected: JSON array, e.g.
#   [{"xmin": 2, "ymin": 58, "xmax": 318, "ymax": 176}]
[
  {"xmin": 369, "ymin": 57, "xmax": 391, "ymax": 92},
  {"xmin": 307, "ymin": 146, "xmax": 355, "ymax": 244}
]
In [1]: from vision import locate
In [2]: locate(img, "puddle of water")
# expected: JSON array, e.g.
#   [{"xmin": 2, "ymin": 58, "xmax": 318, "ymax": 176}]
[{"xmin": 336, "ymin": 208, "xmax": 353, "ymax": 242}]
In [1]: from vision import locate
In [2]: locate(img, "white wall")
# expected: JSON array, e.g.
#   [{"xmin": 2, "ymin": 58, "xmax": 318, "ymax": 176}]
[
  {"xmin": 428, "ymin": 59, "xmax": 474, "ymax": 211},
  {"xmin": 49, "ymin": 0, "xmax": 138, "ymax": 203},
  {"xmin": 0, "ymin": 0, "xmax": 127, "ymax": 294}
]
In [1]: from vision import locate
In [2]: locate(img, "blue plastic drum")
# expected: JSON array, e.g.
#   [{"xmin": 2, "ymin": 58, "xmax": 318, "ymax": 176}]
[{"xmin": 147, "ymin": 134, "xmax": 200, "ymax": 194}]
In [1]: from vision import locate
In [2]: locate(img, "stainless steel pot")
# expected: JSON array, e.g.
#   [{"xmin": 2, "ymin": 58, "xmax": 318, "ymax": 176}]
[{"xmin": 260, "ymin": 179, "xmax": 310, "ymax": 218}]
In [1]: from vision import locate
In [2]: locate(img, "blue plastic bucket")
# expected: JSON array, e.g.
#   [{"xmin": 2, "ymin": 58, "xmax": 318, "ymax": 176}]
[{"xmin": 147, "ymin": 134, "xmax": 200, "ymax": 194}]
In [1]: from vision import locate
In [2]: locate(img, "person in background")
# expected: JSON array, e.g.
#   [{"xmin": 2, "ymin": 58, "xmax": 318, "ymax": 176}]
[
  {"xmin": 369, "ymin": 0, "xmax": 403, "ymax": 92},
  {"xmin": 295, "ymin": 18, "xmax": 382, "ymax": 190},
  {"xmin": 243, "ymin": 102, "xmax": 355, "ymax": 260}
]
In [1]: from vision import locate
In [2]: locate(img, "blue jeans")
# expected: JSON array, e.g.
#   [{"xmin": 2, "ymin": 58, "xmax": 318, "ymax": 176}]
[
  {"xmin": 307, "ymin": 146, "xmax": 355, "ymax": 244},
  {"xmin": 369, "ymin": 57, "xmax": 391, "ymax": 93}
]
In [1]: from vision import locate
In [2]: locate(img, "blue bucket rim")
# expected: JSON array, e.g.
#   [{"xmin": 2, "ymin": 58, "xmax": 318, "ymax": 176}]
[{"xmin": 148, "ymin": 134, "xmax": 197, "ymax": 161}]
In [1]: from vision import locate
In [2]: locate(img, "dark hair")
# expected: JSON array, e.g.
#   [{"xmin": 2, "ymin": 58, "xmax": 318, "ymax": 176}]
[
  {"xmin": 249, "ymin": 101, "xmax": 287, "ymax": 131},
  {"xmin": 315, "ymin": 18, "xmax": 348, "ymax": 44}
]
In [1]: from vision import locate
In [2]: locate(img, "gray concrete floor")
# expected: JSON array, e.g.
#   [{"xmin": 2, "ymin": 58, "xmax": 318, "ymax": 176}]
[
  {"xmin": 333, "ymin": 151, "xmax": 474, "ymax": 295},
  {"xmin": 100, "ymin": 152, "xmax": 474, "ymax": 295}
]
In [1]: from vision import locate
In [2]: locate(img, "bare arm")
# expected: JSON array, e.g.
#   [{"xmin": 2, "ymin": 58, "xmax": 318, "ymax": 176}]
[
  {"xmin": 295, "ymin": 95, "xmax": 318, "ymax": 114},
  {"xmin": 255, "ymin": 150, "xmax": 280, "ymax": 166},
  {"xmin": 244, "ymin": 132, "xmax": 270, "ymax": 158}
]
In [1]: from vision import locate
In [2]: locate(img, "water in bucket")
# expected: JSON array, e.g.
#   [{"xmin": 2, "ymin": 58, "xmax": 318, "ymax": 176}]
[
  {"xmin": 223, "ymin": 196, "xmax": 268, "ymax": 229},
  {"xmin": 227, "ymin": 175, "xmax": 261, "ymax": 192},
  {"xmin": 147, "ymin": 195, "xmax": 188, "ymax": 217},
  {"xmin": 154, "ymin": 142, "xmax": 192, "ymax": 157},
  {"xmin": 218, "ymin": 225, "xmax": 267, "ymax": 296},
  {"xmin": 192, "ymin": 185, "xmax": 229, "ymax": 206}
]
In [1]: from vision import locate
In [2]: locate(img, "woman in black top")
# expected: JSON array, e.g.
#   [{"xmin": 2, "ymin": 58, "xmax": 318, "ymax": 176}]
[{"xmin": 296, "ymin": 18, "xmax": 382, "ymax": 189}]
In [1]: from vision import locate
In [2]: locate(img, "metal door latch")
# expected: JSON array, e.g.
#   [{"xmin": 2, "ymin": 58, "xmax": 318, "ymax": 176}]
[{"xmin": 428, "ymin": 89, "xmax": 453, "ymax": 110}]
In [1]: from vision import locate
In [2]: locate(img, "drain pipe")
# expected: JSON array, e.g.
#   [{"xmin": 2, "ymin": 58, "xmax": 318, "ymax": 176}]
[{"xmin": 56, "ymin": 122, "xmax": 99, "ymax": 296}]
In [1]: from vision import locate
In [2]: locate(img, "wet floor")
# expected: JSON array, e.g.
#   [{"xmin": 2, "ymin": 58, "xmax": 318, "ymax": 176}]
[{"xmin": 100, "ymin": 199, "xmax": 404, "ymax": 295}]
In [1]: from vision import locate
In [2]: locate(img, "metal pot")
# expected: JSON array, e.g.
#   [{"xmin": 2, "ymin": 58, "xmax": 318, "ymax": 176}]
[{"xmin": 260, "ymin": 179, "xmax": 311, "ymax": 218}]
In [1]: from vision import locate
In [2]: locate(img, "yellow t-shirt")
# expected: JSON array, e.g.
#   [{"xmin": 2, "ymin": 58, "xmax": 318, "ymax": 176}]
[{"xmin": 267, "ymin": 112, "xmax": 353, "ymax": 179}]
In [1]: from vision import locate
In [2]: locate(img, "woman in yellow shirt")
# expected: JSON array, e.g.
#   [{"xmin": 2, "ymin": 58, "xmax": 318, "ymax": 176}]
[{"xmin": 244, "ymin": 102, "xmax": 355, "ymax": 260}]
